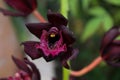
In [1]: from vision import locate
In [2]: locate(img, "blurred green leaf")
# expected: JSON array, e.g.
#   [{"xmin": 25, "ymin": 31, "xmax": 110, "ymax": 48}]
[
  {"xmin": 82, "ymin": 0, "xmax": 90, "ymax": 10},
  {"xmin": 88, "ymin": 6, "xmax": 113, "ymax": 31},
  {"xmin": 81, "ymin": 18, "xmax": 102, "ymax": 42},
  {"xmin": 60, "ymin": 0, "xmax": 69, "ymax": 18},
  {"xmin": 89, "ymin": 7, "xmax": 107, "ymax": 16},
  {"xmin": 102, "ymin": 15, "xmax": 113, "ymax": 31},
  {"xmin": 69, "ymin": 0, "xmax": 79, "ymax": 18},
  {"xmin": 105, "ymin": 0, "xmax": 120, "ymax": 6}
]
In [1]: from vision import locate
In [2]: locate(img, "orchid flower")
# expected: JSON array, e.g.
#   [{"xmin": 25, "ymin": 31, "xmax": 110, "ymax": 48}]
[
  {"xmin": 22, "ymin": 11, "xmax": 78, "ymax": 69},
  {"xmin": 0, "ymin": 0, "xmax": 37, "ymax": 17},
  {"xmin": 0, "ymin": 56, "xmax": 40, "ymax": 80},
  {"xmin": 100, "ymin": 26, "xmax": 120, "ymax": 67}
]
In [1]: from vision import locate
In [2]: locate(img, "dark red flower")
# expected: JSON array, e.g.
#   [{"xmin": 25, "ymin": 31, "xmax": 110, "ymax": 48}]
[
  {"xmin": 0, "ymin": 56, "xmax": 40, "ymax": 80},
  {"xmin": 100, "ymin": 26, "xmax": 120, "ymax": 67},
  {"xmin": 22, "ymin": 11, "xmax": 78, "ymax": 69},
  {"xmin": 0, "ymin": 0, "xmax": 37, "ymax": 16}
]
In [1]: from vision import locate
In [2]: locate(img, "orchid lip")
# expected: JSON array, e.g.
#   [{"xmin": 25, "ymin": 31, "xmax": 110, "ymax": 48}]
[
  {"xmin": 48, "ymin": 27, "xmax": 60, "ymax": 49},
  {"xmin": 36, "ymin": 29, "xmax": 67, "ymax": 57},
  {"xmin": 48, "ymin": 33, "xmax": 60, "ymax": 49}
]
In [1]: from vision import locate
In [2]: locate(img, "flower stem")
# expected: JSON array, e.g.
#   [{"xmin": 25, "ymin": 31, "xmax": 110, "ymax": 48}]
[
  {"xmin": 70, "ymin": 56, "xmax": 102, "ymax": 77},
  {"xmin": 60, "ymin": 0, "xmax": 70, "ymax": 79},
  {"xmin": 33, "ymin": 10, "xmax": 47, "ymax": 23},
  {"xmin": 60, "ymin": 0, "xmax": 69, "ymax": 18},
  {"xmin": 63, "ymin": 67, "xmax": 70, "ymax": 80}
]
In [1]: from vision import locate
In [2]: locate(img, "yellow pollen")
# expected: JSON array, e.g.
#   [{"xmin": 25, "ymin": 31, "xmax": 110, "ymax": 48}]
[{"xmin": 50, "ymin": 33, "xmax": 55, "ymax": 37}]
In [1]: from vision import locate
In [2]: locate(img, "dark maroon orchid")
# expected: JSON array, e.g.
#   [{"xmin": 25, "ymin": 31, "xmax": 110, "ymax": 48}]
[
  {"xmin": 0, "ymin": 0, "xmax": 37, "ymax": 16},
  {"xmin": 100, "ymin": 26, "xmax": 120, "ymax": 67},
  {"xmin": 0, "ymin": 56, "xmax": 40, "ymax": 80},
  {"xmin": 22, "ymin": 11, "xmax": 78, "ymax": 69}
]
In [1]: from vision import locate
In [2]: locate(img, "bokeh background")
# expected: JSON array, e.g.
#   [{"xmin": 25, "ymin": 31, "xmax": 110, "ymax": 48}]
[{"xmin": 1, "ymin": 0, "xmax": 120, "ymax": 80}]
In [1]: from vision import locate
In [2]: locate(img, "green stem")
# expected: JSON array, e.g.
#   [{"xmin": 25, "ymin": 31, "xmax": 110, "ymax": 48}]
[
  {"xmin": 62, "ymin": 62, "xmax": 70, "ymax": 80},
  {"xmin": 60, "ymin": 0, "xmax": 69, "ymax": 18},
  {"xmin": 60, "ymin": 0, "xmax": 70, "ymax": 80}
]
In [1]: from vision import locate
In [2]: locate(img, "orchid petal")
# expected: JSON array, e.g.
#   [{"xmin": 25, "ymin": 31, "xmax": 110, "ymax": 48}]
[
  {"xmin": 25, "ymin": 0, "xmax": 37, "ymax": 10},
  {"xmin": 47, "ymin": 10, "xmax": 68, "ymax": 26},
  {"xmin": 25, "ymin": 23, "xmax": 51, "ymax": 38},
  {"xmin": 61, "ymin": 25, "xmax": 76, "ymax": 45},
  {"xmin": 69, "ymin": 48, "xmax": 79, "ymax": 60},
  {"xmin": 100, "ymin": 26, "xmax": 119, "ymax": 54},
  {"xmin": 22, "ymin": 41, "xmax": 42, "ymax": 60},
  {"xmin": 60, "ymin": 47, "xmax": 78, "ymax": 69},
  {"xmin": 24, "ymin": 59, "xmax": 41, "ymax": 80},
  {"xmin": 102, "ymin": 40, "xmax": 120, "ymax": 67},
  {"xmin": 4, "ymin": 0, "xmax": 35, "ymax": 14},
  {"xmin": 12, "ymin": 56, "xmax": 32, "ymax": 75}
]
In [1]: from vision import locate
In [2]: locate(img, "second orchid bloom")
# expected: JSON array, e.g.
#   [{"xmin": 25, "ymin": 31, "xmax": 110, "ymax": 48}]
[
  {"xmin": 0, "ymin": 0, "xmax": 37, "ymax": 17},
  {"xmin": 100, "ymin": 26, "xmax": 120, "ymax": 67}
]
